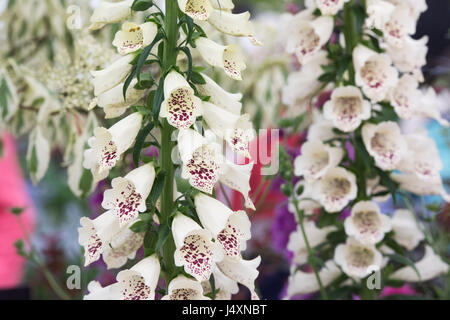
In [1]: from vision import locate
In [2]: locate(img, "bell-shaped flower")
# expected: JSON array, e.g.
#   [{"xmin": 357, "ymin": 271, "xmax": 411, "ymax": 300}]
[
  {"xmin": 162, "ymin": 275, "xmax": 210, "ymax": 300},
  {"xmin": 195, "ymin": 194, "xmax": 251, "ymax": 259},
  {"xmin": 286, "ymin": 260, "xmax": 341, "ymax": 298},
  {"xmin": 388, "ymin": 74, "xmax": 421, "ymax": 120},
  {"xmin": 383, "ymin": 5, "xmax": 416, "ymax": 48},
  {"xmin": 314, "ymin": 0, "xmax": 350, "ymax": 16},
  {"xmin": 196, "ymin": 73, "xmax": 242, "ymax": 115},
  {"xmin": 78, "ymin": 210, "xmax": 122, "ymax": 266},
  {"xmin": 344, "ymin": 201, "xmax": 391, "ymax": 245},
  {"xmin": 353, "ymin": 45, "xmax": 398, "ymax": 102},
  {"xmin": 172, "ymin": 213, "xmax": 224, "ymax": 282},
  {"xmin": 286, "ymin": 15, "xmax": 333, "ymax": 64},
  {"xmin": 323, "ymin": 86, "xmax": 371, "ymax": 132},
  {"xmin": 207, "ymin": 10, "xmax": 261, "ymax": 46},
  {"xmin": 389, "ymin": 0, "xmax": 427, "ymax": 22},
  {"xmin": 177, "ymin": 128, "xmax": 224, "ymax": 194},
  {"xmin": 390, "ymin": 246, "xmax": 449, "ymax": 282},
  {"xmin": 334, "ymin": 237, "xmax": 383, "ymax": 279},
  {"xmin": 366, "ymin": 0, "xmax": 395, "ymax": 30},
  {"xmin": 307, "ymin": 111, "xmax": 340, "ymax": 142},
  {"xmin": 195, "ymin": 37, "xmax": 246, "ymax": 80},
  {"xmin": 391, "ymin": 209, "xmax": 424, "ymax": 251},
  {"xmin": 362, "ymin": 121, "xmax": 406, "ymax": 171},
  {"xmin": 83, "ymin": 112, "xmax": 143, "ymax": 182},
  {"xmin": 103, "ymin": 227, "xmax": 145, "ymax": 269},
  {"xmin": 97, "ymin": 79, "xmax": 145, "ymax": 119},
  {"xmin": 115, "ymin": 255, "xmax": 160, "ymax": 300},
  {"xmin": 160, "ymin": 71, "xmax": 202, "ymax": 129},
  {"xmin": 177, "ymin": 0, "xmax": 213, "ymax": 20},
  {"xmin": 398, "ymin": 132, "xmax": 443, "ymax": 182},
  {"xmin": 102, "ymin": 164, "xmax": 156, "ymax": 226},
  {"xmin": 202, "ymin": 269, "xmax": 239, "ymax": 300},
  {"xmin": 84, "ymin": 281, "xmax": 122, "ymax": 300},
  {"xmin": 217, "ymin": 255, "xmax": 261, "ymax": 300},
  {"xmin": 416, "ymin": 87, "xmax": 450, "ymax": 127},
  {"xmin": 287, "ymin": 221, "xmax": 336, "ymax": 265},
  {"xmin": 288, "ymin": 181, "xmax": 322, "ymax": 218},
  {"xmin": 219, "ymin": 160, "xmax": 255, "ymax": 210},
  {"xmin": 90, "ymin": 54, "xmax": 134, "ymax": 96},
  {"xmin": 112, "ymin": 21, "xmax": 158, "ymax": 55},
  {"xmin": 294, "ymin": 139, "xmax": 343, "ymax": 181},
  {"xmin": 311, "ymin": 167, "xmax": 357, "ymax": 213},
  {"xmin": 391, "ymin": 173, "xmax": 450, "ymax": 202},
  {"xmin": 386, "ymin": 36, "xmax": 428, "ymax": 82},
  {"xmin": 89, "ymin": 0, "xmax": 133, "ymax": 30}
]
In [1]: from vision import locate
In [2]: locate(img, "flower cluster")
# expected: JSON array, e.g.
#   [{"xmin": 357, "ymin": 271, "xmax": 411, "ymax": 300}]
[
  {"xmin": 81, "ymin": 0, "xmax": 260, "ymax": 300},
  {"xmin": 282, "ymin": 0, "xmax": 449, "ymax": 299}
]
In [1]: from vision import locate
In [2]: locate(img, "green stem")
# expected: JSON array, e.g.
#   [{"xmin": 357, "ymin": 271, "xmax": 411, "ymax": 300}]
[
  {"xmin": 160, "ymin": 0, "xmax": 179, "ymax": 278},
  {"xmin": 343, "ymin": 1, "xmax": 357, "ymax": 85}
]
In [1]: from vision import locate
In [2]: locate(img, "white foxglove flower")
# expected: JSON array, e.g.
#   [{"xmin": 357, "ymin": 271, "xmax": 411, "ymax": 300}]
[
  {"xmin": 311, "ymin": 167, "xmax": 357, "ymax": 212},
  {"xmin": 416, "ymin": 87, "xmax": 450, "ymax": 127},
  {"xmin": 315, "ymin": 0, "xmax": 350, "ymax": 16},
  {"xmin": 383, "ymin": 5, "xmax": 416, "ymax": 48},
  {"xmin": 172, "ymin": 213, "xmax": 224, "ymax": 282},
  {"xmin": 89, "ymin": 0, "xmax": 133, "ymax": 30},
  {"xmin": 388, "ymin": 0, "xmax": 427, "ymax": 22},
  {"xmin": 211, "ymin": 0, "xmax": 235, "ymax": 10},
  {"xmin": 286, "ymin": 260, "xmax": 341, "ymax": 297},
  {"xmin": 386, "ymin": 36, "xmax": 428, "ymax": 82},
  {"xmin": 83, "ymin": 112, "xmax": 143, "ymax": 182},
  {"xmin": 116, "ymin": 255, "xmax": 160, "ymax": 300},
  {"xmin": 160, "ymin": 71, "xmax": 202, "ymax": 129},
  {"xmin": 196, "ymin": 73, "xmax": 242, "ymax": 115},
  {"xmin": 334, "ymin": 237, "xmax": 383, "ymax": 278},
  {"xmin": 390, "ymin": 246, "xmax": 449, "ymax": 282},
  {"xmin": 102, "ymin": 164, "xmax": 156, "ymax": 226},
  {"xmin": 294, "ymin": 139, "xmax": 344, "ymax": 181},
  {"xmin": 344, "ymin": 201, "xmax": 391, "ymax": 245},
  {"xmin": 389, "ymin": 74, "xmax": 420, "ymax": 120},
  {"xmin": 391, "ymin": 173, "xmax": 450, "ymax": 202},
  {"xmin": 112, "ymin": 22, "xmax": 158, "ymax": 55},
  {"xmin": 353, "ymin": 45, "xmax": 398, "ymax": 102},
  {"xmin": 90, "ymin": 54, "xmax": 134, "ymax": 96},
  {"xmin": 103, "ymin": 228, "xmax": 145, "ymax": 269},
  {"xmin": 286, "ymin": 15, "xmax": 333, "ymax": 64},
  {"xmin": 307, "ymin": 112, "xmax": 339, "ymax": 142},
  {"xmin": 177, "ymin": 0, "xmax": 213, "ymax": 20},
  {"xmin": 195, "ymin": 194, "xmax": 251, "ymax": 259},
  {"xmin": 287, "ymin": 222, "xmax": 336, "ymax": 265},
  {"xmin": 218, "ymin": 255, "xmax": 261, "ymax": 300},
  {"xmin": 195, "ymin": 37, "xmax": 246, "ymax": 80},
  {"xmin": 398, "ymin": 132, "xmax": 443, "ymax": 182},
  {"xmin": 391, "ymin": 209, "xmax": 424, "ymax": 251},
  {"xmin": 208, "ymin": 10, "xmax": 261, "ymax": 46},
  {"xmin": 202, "ymin": 269, "xmax": 239, "ymax": 300},
  {"xmin": 97, "ymin": 79, "xmax": 145, "ymax": 119},
  {"xmin": 282, "ymin": 51, "xmax": 329, "ymax": 106},
  {"xmin": 78, "ymin": 210, "xmax": 122, "ymax": 266},
  {"xmin": 362, "ymin": 121, "xmax": 406, "ymax": 171},
  {"xmin": 219, "ymin": 161, "xmax": 255, "ymax": 210},
  {"xmin": 288, "ymin": 181, "xmax": 322, "ymax": 217},
  {"xmin": 177, "ymin": 128, "xmax": 224, "ymax": 194},
  {"xmin": 323, "ymin": 86, "xmax": 371, "ymax": 132},
  {"xmin": 162, "ymin": 275, "xmax": 210, "ymax": 300},
  {"xmin": 366, "ymin": 0, "xmax": 395, "ymax": 30},
  {"xmin": 84, "ymin": 281, "xmax": 122, "ymax": 300}
]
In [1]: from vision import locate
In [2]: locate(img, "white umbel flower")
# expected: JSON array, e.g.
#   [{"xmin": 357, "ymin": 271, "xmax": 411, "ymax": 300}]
[
  {"xmin": 102, "ymin": 164, "xmax": 156, "ymax": 226},
  {"xmin": 287, "ymin": 221, "xmax": 336, "ymax": 265},
  {"xmin": 334, "ymin": 237, "xmax": 383, "ymax": 279},
  {"xmin": 344, "ymin": 201, "xmax": 391, "ymax": 245},
  {"xmin": 160, "ymin": 71, "xmax": 202, "ymax": 129},
  {"xmin": 353, "ymin": 45, "xmax": 398, "ymax": 102},
  {"xmin": 90, "ymin": 54, "xmax": 134, "ymax": 96},
  {"xmin": 112, "ymin": 22, "xmax": 158, "ymax": 55},
  {"xmin": 362, "ymin": 121, "xmax": 406, "ymax": 171},
  {"xmin": 195, "ymin": 194, "xmax": 251, "ymax": 259},
  {"xmin": 172, "ymin": 213, "xmax": 224, "ymax": 282},
  {"xmin": 391, "ymin": 209, "xmax": 424, "ymax": 251},
  {"xmin": 162, "ymin": 275, "xmax": 210, "ymax": 300},
  {"xmin": 83, "ymin": 112, "xmax": 143, "ymax": 182},
  {"xmin": 89, "ymin": 0, "xmax": 133, "ymax": 30},
  {"xmin": 294, "ymin": 139, "xmax": 344, "ymax": 181},
  {"xmin": 323, "ymin": 86, "xmax": 371, "ymax": 132},
  {"xmin": 311, "ymin": 167, "xmax": 357, "ymax": 213},
  {"xmin": 195, "ymin": 37, "xmax": 246, "ymax": 80},
  {"xmin": 390, "ymin": 246, "xmax": 449, "ymax": 282}
]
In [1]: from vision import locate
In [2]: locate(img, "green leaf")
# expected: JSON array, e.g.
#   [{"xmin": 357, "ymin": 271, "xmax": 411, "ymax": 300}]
[
  {"xmin": 14, "ymin": 239, "xmax": 27, "ymax": 257},
  {"xmin": 136, "ymin": 31, "xmax": 164, "ymax": 82},
  {"xmin": 144, "ymin": 230, "xmax": 158, "ymax": 254},
  {"xmin": 133, "ymin": 121, "xmax": 155, "ymax": 166},
  {"xmin": 148, "ymin": 170, "xmax": 167, "ymax": 205},
  {"xmin": 28, "ymin": 145, "xmax": 38, "ymax": 174},
  {"xmin": 153, "ymin": 77, "xmax": 165, "ymax": 119},
  {"xmin": 130, "ymin": 220, "xmax": 148, "ymax": 233},
  {"xmin": 385, "ymin": 253, "xmax": 421, "ymax": 281},
  {"xmin": 134, "ymin": 73, "xmax": 155, "ymax": 90},
  {"xmin": 179, "ymin": 47, "xmax": 193, "ymax": 81},
  {"xmin": 79, "ymin": 168, "xmax": 93, "ymax": 198},
  {"xmin": 10, "ymin": 207, "xmax": 25, "ymax": 216},
  {"xmin": 156, "ymin": 222, "xmax": 170, "ymax": 252},
  {"xmin": 190, "ymin": 71, "xmax": 206, "ymax": 85},
  {"xmin": 131, "ymin": 0, "xmax": 153, "ymax": 11}
]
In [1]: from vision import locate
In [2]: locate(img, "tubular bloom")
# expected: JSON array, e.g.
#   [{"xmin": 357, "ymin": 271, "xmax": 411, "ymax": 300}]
[
  {"xmin": 113, "ymin": 22, "xmax": 158, "ymax": 55},
  {"xmin": 89, "ymin": 0, "xmax": 134, "ymax": 30},
  {"xmin": 391, "ymin": 209, "xmax": 424, "ymax": 251},
  {"xmin": 162, "ymin": 275, "xmax": 210, "ymax": 300}
]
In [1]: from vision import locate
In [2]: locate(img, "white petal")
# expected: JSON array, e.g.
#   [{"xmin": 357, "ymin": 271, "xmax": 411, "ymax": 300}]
[
  {"xmin": 91, "ymin": 54, "xmax": 134, "ymax": 96},
  {"xmin": 219, "ymin": 161, "xmax": 255, "ymax": 210},
  {"xmin": 89, "ymin": 0, "xmax": 133, "ymax": 30}
]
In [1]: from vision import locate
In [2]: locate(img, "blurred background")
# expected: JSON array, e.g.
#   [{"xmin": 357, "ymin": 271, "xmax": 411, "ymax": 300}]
[{"xmin": 0, "ymin": 0, "xmax": 449, "ymax": 300}]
